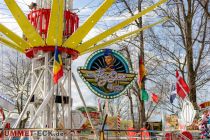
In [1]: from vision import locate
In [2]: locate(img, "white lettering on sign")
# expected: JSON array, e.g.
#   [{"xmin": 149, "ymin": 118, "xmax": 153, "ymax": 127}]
[{"xmin": 87, "ymin": 69, "xmax": 126, "ymax": 92}]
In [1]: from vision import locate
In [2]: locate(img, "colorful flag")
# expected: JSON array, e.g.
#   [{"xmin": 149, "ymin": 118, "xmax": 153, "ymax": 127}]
[
  {"xmin": 152, "ymin": 93, "xmax": 159, "ymax": 103},
  {"xmin": 53, "ymin": 46, "xmax": 63, "ymax": 84},
  {"xmin": 138, "ymin": 56, "xmax": 146, "ymax": 88},
  {"xmin": 141, "ymin": 89, "xmax": 149, "ymax": 101},
  {"xmin": 176, "ymin": 70, "xmax": 190, "ymax": 99}
]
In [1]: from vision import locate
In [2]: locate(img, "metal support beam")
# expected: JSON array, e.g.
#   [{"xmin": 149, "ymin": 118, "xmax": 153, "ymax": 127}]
[
  {"xmin": 28, "ymin": 88, "xmax": 54, "ymax": 127},
  {"xmin": 13, "ymin": 70, "xmax": 44, "ymax": 128},
  {"xmin": 0, "ymin": 36, "xmax": 24, "ymax": 53},
  {"xmin": 2, "ymin": 73, "xmax": 31, "ymax": 128},
  {"xmin": 46, "ymin": 0, "xmax": 64, "ymax": 46},
  {"xmin": 4, "ymin": 0, "xmax": 45, "ymax": 47},
  {"xmin": 0, "ymin": 24, "xmax": 31, "ymax": 49},
  {"xmin": 63, "ymin": 0, "xmax": 115, "ymax": 49},
  {"xmin": 72, "ymin": 73, "xmax": 95, "ymax": 132},
  {"xmin": 80, "ymin": 18, "xmax": 168, "ymax": 55},
  {"xmin": 67, "ymin": 57, "xmax": 72, "ymax": 140}
]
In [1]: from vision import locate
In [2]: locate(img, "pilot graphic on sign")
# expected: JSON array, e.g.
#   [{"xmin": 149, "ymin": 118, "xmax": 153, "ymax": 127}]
[
  {"xmin": 78, "ymin": 49, "xmax": 136, "ymax": 99},
  {"xmin": 89, "ymin": 49, "xmax": 126, "ymax": 73},
  {"xmin": 104, "ymin": 49, "xmax": 116, "ymax": 71}
]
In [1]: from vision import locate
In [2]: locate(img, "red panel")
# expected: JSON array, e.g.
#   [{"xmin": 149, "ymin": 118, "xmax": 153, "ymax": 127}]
[
  {"xmin": 180, "ymin": 131, "xmax": 193, "ymax": 140},
  {"xmin": 25, "ymin": 46, "xmax": 79, "ymax": 60},
  {"xmin": 27, "ymin": 9, "xmax": 79, "ymax": 39},
  {"xmin": 200, "ymin": 101, "xmax": 210, "ymax": 109},
  {"xmin": 165, "ymin": 133, "xmax": 172, "ymax": 140}
]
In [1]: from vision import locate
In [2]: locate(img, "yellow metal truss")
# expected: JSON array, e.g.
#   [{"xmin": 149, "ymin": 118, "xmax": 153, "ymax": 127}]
[
  {"xmin": 0, "ymin": 24, "xmax": 31, "ymax": 50},
  {"xmin": 46, "ymin": 0, "xmax": 64, "ymax": 46},
  {"xmin": 75, "ymin": 0, "xmax": 167, "ymax": 53},
  {"xmin": 0, "ymin": 0, "xmax": 167, "ymax": 56},
  {"xmin": 63, "ymin": 0, "xmax": 115, "ymax": 49},
  {"xmin": 4, "ymin": 0, "xmax": 45, "ymax": 47},
  {"xmin": 0, "ymin": 36, "xmax": 24, "ymax": 53},
  {"xmin": 80, "ymin": 18, "xmax": 168, "ymax": 55}
]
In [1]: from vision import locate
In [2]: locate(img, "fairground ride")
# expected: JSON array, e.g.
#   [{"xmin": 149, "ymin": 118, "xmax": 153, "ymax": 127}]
[{"xmin": 0, "ymin": 0, "xmax": 167, "ymax": 139}]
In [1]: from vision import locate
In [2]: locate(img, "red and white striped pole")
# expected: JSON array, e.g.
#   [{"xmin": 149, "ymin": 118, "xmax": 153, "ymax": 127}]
[{"xmin": 117, "ymin": 112, "xmax": 121, "ymax": 137}]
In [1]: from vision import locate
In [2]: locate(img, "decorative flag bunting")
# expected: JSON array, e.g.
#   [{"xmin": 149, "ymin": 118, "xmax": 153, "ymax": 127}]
[
  {"xmin": 138, "ymin": 56, "xmax": 146, "ymax": 88},
  {"xmin": 141, "ymin": 89, "xmax": 149, "ymax": 101},
  {"xmin": 176, "ymin": 70, "xmax": 190, "ymax": 99},
  {"xmin": 152, "ymin": 93, "xmax": 159, "ymax": 103},
  {"xmin": 53, "ymin": 46, "xmax": 63, "ymax": 84}
]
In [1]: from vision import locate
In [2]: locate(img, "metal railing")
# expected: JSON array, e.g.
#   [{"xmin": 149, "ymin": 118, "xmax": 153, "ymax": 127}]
[
  {"xmin": 101, "ymin": 129, "xmax": 200, "ymax": 140},
  {"xmin": 0, "ymin": 128, "xmax": 201, "ymax": 140}
]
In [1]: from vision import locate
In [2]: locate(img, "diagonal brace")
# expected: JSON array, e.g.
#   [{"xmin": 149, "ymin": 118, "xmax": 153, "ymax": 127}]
[{"xmin": 80, "ymin": 18, "xmax": 168, "ymax": 55}]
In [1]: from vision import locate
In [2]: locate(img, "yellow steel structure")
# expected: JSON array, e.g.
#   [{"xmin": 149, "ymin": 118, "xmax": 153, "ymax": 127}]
[
  {"xmin": 46, "ymin": 0, "xmax": 64, "ymax": 46},
  {"xmin": 0, "ymin": 36, "xmax": 24, "ymax": 53},
  {"xmin": 63, "ymin": 0, "xmax": 115, "ymax": 49},
  {"xmin": 4, "ymin": 0, "xmax": 45, "ymax": 47},
  {"xmin": 75, "ymin": 0, "xmax": 167, "ymax": 53},
  {"xmin": 80, "ymin": 18, "xmax": 168, "ymax": 55},
  {"xmin": 0, "ymin": 24, "xmax": 31, "ymax": 49},
  {"xmin": 0, "ymin": 0, "xmax": 167, "ymax": 56}
]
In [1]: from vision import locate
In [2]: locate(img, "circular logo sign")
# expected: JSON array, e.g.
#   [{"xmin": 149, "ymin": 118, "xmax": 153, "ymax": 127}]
[{"xmin": 78, "ymin": 49, "xmax": 136, "ymax": 99}]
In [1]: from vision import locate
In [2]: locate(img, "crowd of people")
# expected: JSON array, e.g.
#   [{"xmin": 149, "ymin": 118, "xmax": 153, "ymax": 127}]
[{"xmin": 199, "ymin": 110, "xmax": 210, "ymax": 139}]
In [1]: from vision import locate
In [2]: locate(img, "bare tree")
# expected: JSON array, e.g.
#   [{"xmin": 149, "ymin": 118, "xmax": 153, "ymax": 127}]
[
  {"xmin": 109, "ymin": 0, "xmax": 210, "ymax": 130},
  {"xmin": 150, "ymin": 0, "xmax": 210, "ymax": 109},
  {"xmin": 197, "ymin": 0, "xmax": 210, "ymax": 18},
  {"xmin": 0, "ymin": 51, "xmax": 31, "ymax": 128},
  {"xmin": 109, "ymin": 0, "xmax": 164, "ymax": 128}
]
